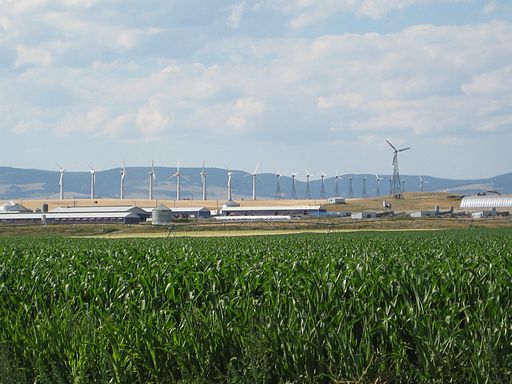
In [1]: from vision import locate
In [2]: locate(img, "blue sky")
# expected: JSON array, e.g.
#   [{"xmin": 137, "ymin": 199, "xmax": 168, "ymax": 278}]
[{"xmin": 1, "ymin": 0, "xmax": 511, "ymax": 179}]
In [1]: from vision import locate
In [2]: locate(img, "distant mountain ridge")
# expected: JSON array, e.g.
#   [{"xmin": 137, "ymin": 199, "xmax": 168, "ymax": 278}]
[{"xmin": 0, "ymin": 166, "xmax": 511, "ymax": 201}]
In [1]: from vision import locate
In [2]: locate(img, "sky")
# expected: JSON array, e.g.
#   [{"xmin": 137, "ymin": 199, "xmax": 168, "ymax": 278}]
[{"xmin": 1, "ymin": 0, "xmax": 511, "ymax": 180}]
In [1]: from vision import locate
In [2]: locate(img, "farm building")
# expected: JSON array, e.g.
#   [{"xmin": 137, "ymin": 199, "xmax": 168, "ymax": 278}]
[
  {"xmin": 220, "ymin": 205, "xmax": 326, "ymax": 218},
  {"xmin": 471, "ymin": 209, "xmax": 497, "ymax": 219},
  {"xmin": 0, "ymin": 212, "xmax": 141, "ymax": 225},
  {"xmin": 409, "ymin": 210, "xmax": 438, "ymax": 218},
  {"xmin": 351, "ymin": 211, "xmax": 377, "ymax": 219},
  {"xmin": 142, "ymin": 207, "xmax": 211, "ymax": 219},
  {"xmin": 327, "ymin": 197, "xmax": 345, "ymax": 204},
  {"xmin": 171, "ymin": 207, "xmax": 211, "ymax": 219},
  {"xmin": 460, "ymin": 195, "xmax": 512, "ymax": 209},
  {"xmin": 51, "ymin": 206, "xmax": 151, "ymax": 221},
  {"xmin": 0, "ymin": 201, "xmax": 31, "ymax": 213}
]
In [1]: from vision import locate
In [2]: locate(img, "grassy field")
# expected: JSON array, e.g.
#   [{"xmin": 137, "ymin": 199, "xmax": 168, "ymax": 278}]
[
  {"xmin": 0, "ymin": 230, "xmax": 511, "ymax": 383},
  {"xmin": 7, "ymin": 192, "xmax": 461, "ymax": 212}
]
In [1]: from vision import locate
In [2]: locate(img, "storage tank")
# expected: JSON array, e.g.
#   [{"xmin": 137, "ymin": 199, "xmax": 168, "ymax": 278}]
[{"xmin": 152, "ymin": 205, "xmax": 172, "ymax": 225}]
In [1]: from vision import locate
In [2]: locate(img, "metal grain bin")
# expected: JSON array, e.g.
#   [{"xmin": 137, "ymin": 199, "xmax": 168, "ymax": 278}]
[{"xmin": 152, "ymin": 204, "xmax": 172, "ymax": 225}]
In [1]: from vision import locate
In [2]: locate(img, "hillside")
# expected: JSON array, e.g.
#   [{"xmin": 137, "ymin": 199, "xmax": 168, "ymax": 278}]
[{"xmin": 0, "ymin": 166, "xmax": 510, "ymax": 200}]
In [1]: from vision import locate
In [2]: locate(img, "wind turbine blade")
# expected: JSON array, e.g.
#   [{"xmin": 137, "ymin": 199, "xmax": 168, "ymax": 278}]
[
  {"xmin": 254, "ymin": 161, "xmax": 259, "ymax": 174},
  {"xmin": 398, "ymin": 146, "xmax": 411, "ymax": 152},
  {"xmin": 386, "ymin": 139, "xmax": 397, "ymax": 151}
]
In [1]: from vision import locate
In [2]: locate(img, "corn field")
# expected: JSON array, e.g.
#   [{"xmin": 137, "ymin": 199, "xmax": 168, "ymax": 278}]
[{"xmin": 0, "ymin": 230, "xmax": 511, "ymax": 383}]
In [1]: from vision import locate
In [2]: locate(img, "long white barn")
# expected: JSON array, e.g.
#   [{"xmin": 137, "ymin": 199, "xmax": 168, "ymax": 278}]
[{"xmin": 460, "ymin": 195, "xmax": 512, "ymax": 209}]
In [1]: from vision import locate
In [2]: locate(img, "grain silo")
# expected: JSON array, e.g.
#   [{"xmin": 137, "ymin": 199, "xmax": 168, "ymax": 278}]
[{"xmin": 151, "ymin": 204, "xmax": 172, "ymax": 225}]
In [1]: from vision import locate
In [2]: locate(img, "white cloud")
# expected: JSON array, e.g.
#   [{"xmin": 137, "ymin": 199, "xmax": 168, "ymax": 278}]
[
  {"xmin": 15, "ymin": 45, "xmax": 53, "ymax": 67},
  {"xmin": 135, "ymin": 100, "xmax": 173, "ymax": 140},
  {"xmin": 462, "ymin": 66, "xmax": 512, "ymax": 95},
  {"xmin": 227, "ymin": 1, "xmax": 245, "ymax": 29},
  {"xmin": 228, "ymin": 97, "xmax": 265, "ymax": 130},
  {"xmin": 55, "ymin": 107, "xmax": 108, "ymax": 136},
  {"xmin": 483, "ymin": 1, "xmax": 497, "ymax": 14}
]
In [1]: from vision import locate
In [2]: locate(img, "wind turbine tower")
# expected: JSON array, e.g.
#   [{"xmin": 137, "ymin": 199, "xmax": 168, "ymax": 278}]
[
  {"xmin": 275, "ymin": 170, "xmax": 282, "ymax": 200},
  {"xmin": 402, "ymin": 179, "xmax": 406, "ymax": 193},
  {"xmin": 227, "ymin": 168, "xmax": 233, "ymax": 202},
  {"xmin": 170, "ymin": 161, "xmax": 182, "ymax": 201},
  {"xmin": 419, "ymin": 176, "xmax": 429, "ymax": 192},
  {"xmin": 200, "ymin": 161, "xmax": 207, "ymax": 201},
  {"xmin": 362, "ymin": 177, "xmax": 368, "ymax": 198},
  {"xmin": 120, "ymin": 161, "xmax": 127, "ymax": 199},
  {"xmin": 290, "ymin": 172, "xmax": 297, "ymax": 199},
  {"xmin": 89, "ymin": 166, "xmax": 96, "ymax": 199},
  {"xmin": 148, "ymin": 161, "xmax": 156, "ymax": 200},
  {"xmin": 57, "ymin": 165, "xmax": 65, "ymax": 200},
  {"xmin": 386, "ymin": 139, "xmax": 411, "ymax": 199},
  {"xmin": 348, "ymin": 176, "xmax": 353, "ymax": 198},
  {"xmin": 251, "ymin": 162, "xmax": 258, "ymax": 200},
  {"xmin": 305, "ymin": 170, "xmax": 312, "ymax": 199},
  {"xmin": 320, "ymin": 171, "xmax": 326, "ymax": 199},
  {"xmin": 334, "ymin": 171, "xmax": 341, "ymax": 197},
  {"xmin": 375, "ymin": 175, "xmax": 383, "ymax": 197}
]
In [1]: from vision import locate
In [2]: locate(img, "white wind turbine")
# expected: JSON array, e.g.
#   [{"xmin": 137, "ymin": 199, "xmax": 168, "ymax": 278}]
[
  {"xmin": 170, "ymin": 161, "xmax": 182, "ymax": 201},
  {"xmin": 251, "ymin": 162, "xmax": 259, "ymax": 201},
  {"xmin": 200, "ymin": 161, "xmax": 207, "ymax": 201},
  {"xmin": 120, "ymin": 161, "xmax": 127, "ymax": 199},
  {"xmin": 57, "ymin": 164, "xmax": 65, "ymax": 200},
  {"xmin": 419, "ymin": 176, "xmax": 429, "ymax": 192},
  {"xmin": 320, "ymin": 171, "xmax": 326, "ymax": 199},
  {"xmin": 386, "ymin": 139, "xmax": 411, "ymax": 198},
  {"xmin": 148, "ymin": 161, "xmax": 156, "ymax": 200},
  {"xmin": 290, "ymin": 172, "xmax": 297, "ymax": 200},
  {"xmin": 305, "ymin": 170, "xmax": 312, "ymax": 199},
  {"xmin": 275, "ymin": 169, "xmax": 282, "ymax": 200},
  {"xmin": 334, "ymin": 171, "xmax": 342, "ymax": 197},
  {"xmin": 226, "ymin": 167, "xmax": 234, "ymax": 202},
  {"xmin": 89, "ymin": 165, "xmax": 96, "ymax": 199},
  {"xmin": 348, "ymin": 176, "xmax": 353, "ymax": 198},
  {"xmin": 362, "ymin": 176, "xmax": 368, "ymax": 198},
  {"xmin": 375, "ymin": 175, "xmax": 384, "ymax": 196}
]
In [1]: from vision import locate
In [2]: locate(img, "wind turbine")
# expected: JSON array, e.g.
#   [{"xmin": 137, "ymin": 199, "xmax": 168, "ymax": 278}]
[
  {"xmin": 386, "ymin": 139, "xmax": 411, "ymax": 199},
  {"xmin": 148, "ymin": 161, "xmax": 156, "ymax": 200},
  {"xmin": 290, "ymin": 172, "xmax": 297, "ymax": 199},
  {"xmin": 419, "ymin": 176, "xmax": 429, "ymax": 192},
  {"xmin": 320, "ymin": 171, "xmax": 326, "ymax": 199},
  {"xmin": 89, "ymin": 165, "xmax": 96, "ymax": 199},
  {"xmin": 362, "ymin": 177, "xmax": 368, "ymax": 198},
  {"xmin": 375, "ymin": 175, "xmax": 384, "ymax": 196},
  {"xmin": 120, "ymin": 161, "xmax": 127, "ymax": 199},
  {"xmin": 200, "ymin": 161, "xmax": 207, "ymax": 201},
  {"xmin": 402, "ymin": 179, "xmax": 406, "ymax": 193},
  {"xmin": 348, "ymin": 176, "xmax": 353, "ymax": 198},
  {"xmin": 251, "ymin": 162, "xmax": 259, "ymax": 200},
  {"xmin": 226, "ymin": 167, "xmax": 234, "ymax": 202},
  {"xmin": 57, "ymin": 164, "xmax": 65, "ymax": 200},
  {"xmin": 334, "ymin": 171, "xmax": 342, "ymax": 197},
  {"xmin": 170, "ymin": 161, "xmax": 182, "ymax": 201},
  {"xmin": 305, "ymin": 170, "xmax": 312, "ymax": 199},
  {"xmin": 274, "ymin": 169, "xmax": 282, "ymax": 200}
]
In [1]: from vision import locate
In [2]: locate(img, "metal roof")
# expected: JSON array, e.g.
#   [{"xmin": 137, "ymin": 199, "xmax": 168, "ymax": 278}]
[
  {"xmin": 0, "ymin": 212, "xmax": 138, "ymax": 220},
  {"xmin": 51, "ymin": 206, "xmax": 148, "ymax": 215},
  {"xmin": 170, "ymin": 207, "xmax": 209, "ymax": 213},
  {"xmin": 460, "ymin": 195, "xmax": 512, "ymax": 209},
  {"xmin": 221, "ymin": 205, "xmax": 323, "ymax": 212}
]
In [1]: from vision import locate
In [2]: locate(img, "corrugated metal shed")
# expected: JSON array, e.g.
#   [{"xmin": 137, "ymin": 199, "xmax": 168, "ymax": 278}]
[
  {"xmin": 0, "ymin": 212, "xmax": 140, "ymax": 224},
  {"xmin": 460, "ymin": 195, "xmax": 512, "ymax": 209},
  {"xmin": 220, "ymin": 205, "xmax": 326, "ymax": 217}
]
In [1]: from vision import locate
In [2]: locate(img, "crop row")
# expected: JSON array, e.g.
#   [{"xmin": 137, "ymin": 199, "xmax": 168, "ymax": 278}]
[{"xmin": 0, "ymin": 230, "xmax": 511, "ymax": 383}]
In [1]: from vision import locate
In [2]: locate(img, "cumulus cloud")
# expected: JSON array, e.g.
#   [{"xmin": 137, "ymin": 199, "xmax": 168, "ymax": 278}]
[
  {"xmin": 227, "ymin": 97, "xmax": 265, "ymax": 130},
  {"xmin": 135, "ymin": 100, "xmax": 173, "ymax": 141},
  {"xmin": 227, "ymin": 1, "xmax": 245, "ymax": 29},
  {"xmin": 15, "ymin": 46, "xmax": 53, "ymax": 67}
]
